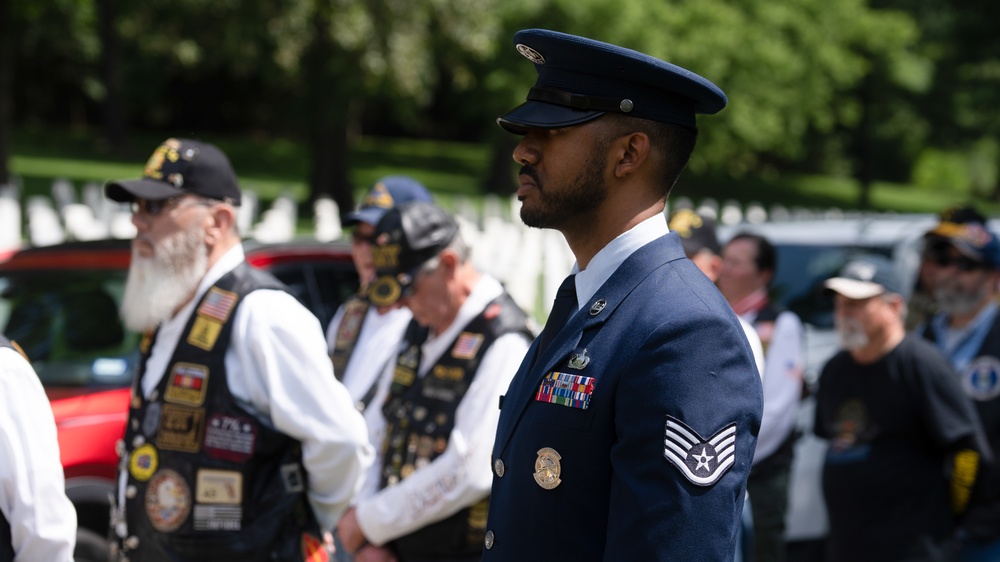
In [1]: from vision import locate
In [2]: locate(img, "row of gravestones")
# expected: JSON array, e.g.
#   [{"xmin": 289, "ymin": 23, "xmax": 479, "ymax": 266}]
[{"xmin": 0, "ymin": 178, "xmax": 859, "ymax": 321}]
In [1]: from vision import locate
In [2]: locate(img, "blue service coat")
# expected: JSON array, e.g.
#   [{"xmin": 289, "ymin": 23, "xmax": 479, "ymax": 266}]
[{"xmin": 484, "ymin": 233, "xmax": 763, "ymax": 561}]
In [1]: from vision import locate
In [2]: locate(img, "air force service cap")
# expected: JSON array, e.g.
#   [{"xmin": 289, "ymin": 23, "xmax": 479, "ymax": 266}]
[
  {"xmin": 498, "ymin": 29, "xmax": 728, "ymax": 134},
  {"xmin": 367, "ymin": 202, "xmax": 459, "ymax": 307},
  {"xmin": 106, "ymin": 138, "xmax": 241, "ymax": 205}
]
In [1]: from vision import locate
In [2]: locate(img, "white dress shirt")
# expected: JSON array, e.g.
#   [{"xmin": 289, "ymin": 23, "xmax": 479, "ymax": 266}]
[
  {"xmin": 573, "ymin": 214, "xmax": 669, "ymax": 308},
  {"xmin": 356, "ymin": 274, "xmax": 531, "ymax": 546},
  {"xmin": 138, "ymin": 245, "xmax": 374, "ymax": 530},
  {"xmin": 740, "ymin": 309, "xmax": 804, "ymax": 463},
  {"xmin": 326, "ymin": 303, "xmax": 412, "ymax": 404},
  {"xmin": 0, "ymin": 346, "xmax": 77, "ymax": 562}
]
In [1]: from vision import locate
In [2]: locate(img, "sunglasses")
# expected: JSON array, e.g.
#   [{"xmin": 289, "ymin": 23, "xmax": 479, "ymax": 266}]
[
  {"xmin": 926, "ymin": 252, "xmax": 985, "ymax": 272},
  {"xmin": 131, "ymin": 196, "xmax": 215, "ymax": 216},
  {"xmin": 351, "ymin": 231, "xmax": 374, "ymax": 245}
]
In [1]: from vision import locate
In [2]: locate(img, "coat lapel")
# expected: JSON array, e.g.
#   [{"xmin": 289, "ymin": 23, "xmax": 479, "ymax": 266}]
[{"xmin": 495, "ymin": 234, "xmax": 684, "ymax": 453}]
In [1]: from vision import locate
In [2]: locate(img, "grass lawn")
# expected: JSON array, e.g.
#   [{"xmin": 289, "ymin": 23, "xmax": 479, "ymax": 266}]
[{"xmin": 9, "ymin": 127, "xmax": 1000, "ymax": 219}]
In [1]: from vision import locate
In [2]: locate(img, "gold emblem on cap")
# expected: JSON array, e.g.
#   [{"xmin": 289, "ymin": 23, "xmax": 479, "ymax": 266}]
[
  {"xmin": 668, "ymin": 208, "xmax": 703, "ymax": 238},
  {"xmin": 362, "ymin": 182, "xmax": 395, "ymax": 209},
  {"xmin": 372, "ymin": 243, "xmax": 401, "ymax": 269},
  {"xmin": 533, "ymin": 447, "xmax": 562, "ymax": 490},
  {"xmin": 369, "ymin": 275, "xmax": 402, "ymax": 307},
  {"xmin": 516, "ymin": 44, "xmax": 546, "ymax": 65}
]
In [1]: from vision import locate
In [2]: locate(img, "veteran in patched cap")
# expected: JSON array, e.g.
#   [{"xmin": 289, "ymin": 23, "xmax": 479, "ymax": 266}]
[
  {"xmin": 816, "ymin": 253, "xmax": 989, "ymax": 560},
  {"xmin": 326, "ymin": 175, "xmax": 433, "ymax": 425},
  {"xmin": 917, "ymin": 207, "xmax": 1000, "ymax": 557},
  {"xmin": 104, "ymin": 138, "xmax": 373, "ymax": 561},
  {"xmin": 334, "ymin": 200, "xmax": 533, "ymax": 561},
  {"xmin": 484, "ymin": 30, "xmax": 761, "ymax": 562}
]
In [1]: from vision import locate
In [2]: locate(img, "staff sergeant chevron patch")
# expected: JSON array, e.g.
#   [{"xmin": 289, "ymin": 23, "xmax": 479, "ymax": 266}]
[{"xmin": 663, "ymin": 416, "xmax": 737, "ymax": 486}]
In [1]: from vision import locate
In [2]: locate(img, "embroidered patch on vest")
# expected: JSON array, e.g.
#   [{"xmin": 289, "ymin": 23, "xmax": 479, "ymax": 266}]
[
  {"xmin": 663, "ymin": 416, "xmax": 736, "ymax": 487},
  {"xmin": 451, "ymin": 332, "xmax": 484, "ymax": 359},
  {"xmin": 187, "ymin": 317, "xmax": 223, "ymax": 351},
  {"xmin": 128, "ymin": 443, "xmax": 158, "ymax": 482},
  {"xmin": 156, "ymin": 404, "xmax": 206, "ymax": 453},
  {"xmin": 164, "ymin": 363, "xmax": 209, "ymax": 406},
  {"xmin": 962, "ymin": 356, "xmax": 1000, "ymax": 401},
  {"xmin": 197, "ymin": 287, "xmax": 238, "ymax": 322},
  {"xmin": 195, "ymin": 469, "xmax": 243, "ymax": 505},
  {"xmin": 302, "ymin": 532, "xmax": 330, "ymax": 562},
  {"xmin": 336, "ymin": 300, "xmax": 367, "ymax": 348},
  {"xmin": 535, "ymin": 371, "xmax": 596, "ymax": 410},
  {"xmin": 203, "ymin": 414, "xmax": 257, "ymax": 462},
  {"xmin": 145, "ymin": 469, "xmax": 191, "ymax": 533}
]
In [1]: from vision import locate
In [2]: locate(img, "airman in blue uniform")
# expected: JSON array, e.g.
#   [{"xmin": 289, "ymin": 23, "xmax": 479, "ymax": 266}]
[{"xmin": 483, "ymin": 29, "xmax": 763, "ymax": 561}]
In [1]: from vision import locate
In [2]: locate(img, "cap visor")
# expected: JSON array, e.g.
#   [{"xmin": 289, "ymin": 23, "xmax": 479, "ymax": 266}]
[
  {"xmin": 823, "ymin": 278, "xmax": 885, "ymax": 300},
  {"xmin": 105, "ymin": 178, "xmax": 185, "ymax": 203},
  {"xmin": 343, "ymin": 207, "xmax": 388, "ymax": 228},
  {"xmin": 497, "ymin": 101, "xmax": 604, "ymax": 134}
]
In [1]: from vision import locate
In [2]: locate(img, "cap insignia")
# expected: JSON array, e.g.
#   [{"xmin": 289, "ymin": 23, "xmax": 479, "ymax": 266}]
[{"xmin": 516, "ymin": 44, "xmax": 545, "ymax": 65}]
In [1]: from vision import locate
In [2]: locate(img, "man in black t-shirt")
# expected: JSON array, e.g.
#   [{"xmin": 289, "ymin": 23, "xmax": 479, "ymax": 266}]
[{"xmin": 815, "ymin": 255, "xmax": 989, "ymax": 562}]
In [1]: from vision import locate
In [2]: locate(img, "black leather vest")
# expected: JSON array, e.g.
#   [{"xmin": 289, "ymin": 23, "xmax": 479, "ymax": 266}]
[
  {"xmin": 380, "ymin": 293, "xmax": 530, "ymax": 559},
  {"xmin": 330, "ymin": 295, "xmax": 370, "ymax": 380},
  {"xmin": 114, "ymin": 264, "xmax": 327, "ymax": 561},
  {"xmin": 0, "ymin": 336, "xmax": 14, "ymax": 562}
]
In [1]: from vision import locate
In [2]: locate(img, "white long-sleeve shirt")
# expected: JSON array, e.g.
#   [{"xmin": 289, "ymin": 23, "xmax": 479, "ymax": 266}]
[
  {"xmin": 355, "ymin": 274, "xmax": 530, "ymax": 546},
  {"xmin": 326, "ymin": 302, "xmax": 412, "ymax": 405},
  {"xmin": 138, "ymin": 245, "xmax": 374, "ymax": 530},
  {"xmin": 742, "ymin": 309, "xmax": 804, "ymax": 463},
  {"xmin": 0, "ymin": 346, "xmax": 77, "ymax": 562}
]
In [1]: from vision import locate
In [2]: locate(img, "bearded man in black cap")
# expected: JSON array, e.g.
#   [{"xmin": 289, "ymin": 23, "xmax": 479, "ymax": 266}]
[
  {"xmin": 335, "ymin": 202, "xmax": 532, "ymax": 562},
  {"xmin": 483, "ymin": 29, "xmax": 762, "ymax": 561},
  {"xmin": 104, "ymin": 138, "xmax": 373, "ymax": 561}
]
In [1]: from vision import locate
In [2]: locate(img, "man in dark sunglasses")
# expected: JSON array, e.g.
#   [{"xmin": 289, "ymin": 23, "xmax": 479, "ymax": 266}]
[
  {"xmin": 103, "ymin": 138, "xmax": 373, "ymax": 562},
  {"xmin": 917, "ymin": 205, "xmax": 1000, "ymax": 562}
]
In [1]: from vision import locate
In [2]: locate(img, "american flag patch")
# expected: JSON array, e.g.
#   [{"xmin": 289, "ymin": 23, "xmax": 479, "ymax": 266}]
[
  {"xmin": 535, "ymin": 371, "xmax": 596, "ymax": 410},
  {"xmin": 198, "ymin": 288, "xmax": 238, "ymax": 322},
  {"xmin": 451, "ymin": 332, "xmax": 484, "ymax": 359}
]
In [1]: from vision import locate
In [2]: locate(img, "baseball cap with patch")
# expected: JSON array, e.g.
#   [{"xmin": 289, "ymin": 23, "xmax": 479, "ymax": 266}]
[
  {"xmin": 105, "ymin": 138, "xmax": 241, "ymax": 205},
  {"xmin": 498, "ymin": 29, "xmax": 727, "ymax": 134},
  {"xmin": 367, "ymin": 202, "xmax": 459, "ymax": 307},
  {"xmin": 924, "ymin": 206, "xmax": 1000, "ymax": 268},
  {"xmin": 824, "ymin": 255, "xmax": 903, "ymax": 300},
  {"xmin": 668, "ymin": 209, "xmax": 721, "ymax": 256},
  {"xmin": 343, "ymin": 175, "xmax": 434, "ymax": 227}
]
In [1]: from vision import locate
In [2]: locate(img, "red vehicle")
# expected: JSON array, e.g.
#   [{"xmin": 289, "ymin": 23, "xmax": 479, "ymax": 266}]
[{"xmin": 0, "ymin": 238, "xmax": 357, "ymax": 562}]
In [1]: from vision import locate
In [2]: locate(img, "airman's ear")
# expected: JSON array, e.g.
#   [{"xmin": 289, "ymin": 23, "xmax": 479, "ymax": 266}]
[{"xmin": 613, "ymin": 132, "xmax": 651, "ymax": 179}]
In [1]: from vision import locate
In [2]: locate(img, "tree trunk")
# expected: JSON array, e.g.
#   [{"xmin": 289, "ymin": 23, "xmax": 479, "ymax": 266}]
[
  {"xmin": 97, "ymin": 0, "xmax": 126, "ymax": 154},
  {"xmin": 0, "ymin": 0, "xmax": 12, "ymax": 186},
  {"xmin": 303, "ymin": 1, "xmax": 354, "ymax": 216},
  {"xmin": 484, "ymin": 129, "xmax": 518, "ymax": 195},
  {"xmin": 855, "ymin": 71, "xmax": 875, "ymax": 210}
]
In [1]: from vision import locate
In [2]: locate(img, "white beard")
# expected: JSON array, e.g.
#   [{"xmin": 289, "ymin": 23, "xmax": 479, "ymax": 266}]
[
  {"xmin": 934, "ymin": 283, "xmax": 988, "ymax": 317},
  {"xmin": 836, "ymin": 317, "xmax": 870, "ymax": 351},
  {"xmin": 120, "ymin": 224, "xmax": 209, "ymax": 332}
]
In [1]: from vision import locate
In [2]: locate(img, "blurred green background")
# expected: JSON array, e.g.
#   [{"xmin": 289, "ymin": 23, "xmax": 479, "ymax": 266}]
[{"xmin": 3, "ymin": 0, "xmax": 1000, "ymax": 216}]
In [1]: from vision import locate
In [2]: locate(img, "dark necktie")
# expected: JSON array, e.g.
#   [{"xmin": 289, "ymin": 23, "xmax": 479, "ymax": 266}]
[{"xmin": 536, "ymin": 274, "xmax": 578, "ymax": 357}]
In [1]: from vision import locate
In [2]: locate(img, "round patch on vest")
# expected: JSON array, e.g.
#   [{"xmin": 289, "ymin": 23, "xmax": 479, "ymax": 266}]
[
  {"xmin": 962, "ymin": 356, "xmax": 1000, "ymax": 401},
  {"xmin": 128, "ymin": 443, "xmax": 158, "ymax": 482},
  {"xmin": 145, "ymin": 469, "xmax": 192, "ymax": 533}
]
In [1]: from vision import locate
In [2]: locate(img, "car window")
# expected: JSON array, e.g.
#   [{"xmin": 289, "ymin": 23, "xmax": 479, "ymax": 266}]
[
  {"xmin": 0, "ymin": 271, "xmax": 139, "ymax": 387},
  {"xmin": 264, "ymin": 262, "xmax": 358, "ymax": 330}
]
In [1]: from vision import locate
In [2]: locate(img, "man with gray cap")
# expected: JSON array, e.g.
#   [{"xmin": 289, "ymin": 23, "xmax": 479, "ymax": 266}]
[
  {"xmin": 816, "ymin": 255, "xmax": 988, "ymax": 562},
  {"xmin": 485, "ymin": 29, "xmax": 762, "ymax": 561},
  {"xmin": 917, "ymin": 206, "xmax": 1000, "ymax": 560},
  {"xmin": 104, "ymin": 138, "xmax": 373, "ymax": 561},
  {"xmin": 335, "ymin": 202, "xmax": 532, "ymax": 562}
]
